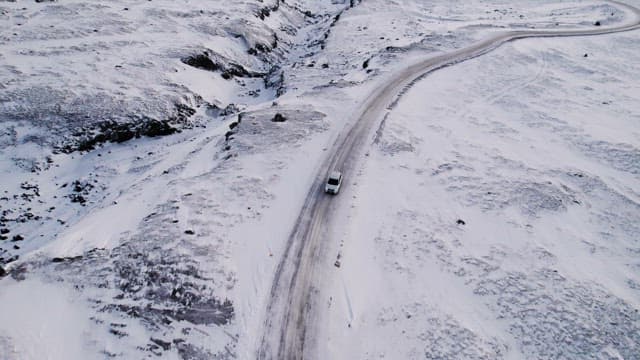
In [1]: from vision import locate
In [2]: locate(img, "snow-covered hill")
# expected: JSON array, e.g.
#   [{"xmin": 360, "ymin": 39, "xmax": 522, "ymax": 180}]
[
  {"xmin": 1, "ymin": 0, "xmax": 638, "ymax": 359},
  {"xmin": 0, "ymin": 0, "xmax": 346, "ymax": 152}
]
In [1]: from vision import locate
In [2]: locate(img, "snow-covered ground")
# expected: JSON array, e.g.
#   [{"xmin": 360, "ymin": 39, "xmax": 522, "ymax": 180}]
[
  {"xmin": 321, "ymin": 30, "xmax": 640, "ymax": 360},
  {"xmin": 1, "ymin": 0, "xmax": 639, "ymax": 358}
]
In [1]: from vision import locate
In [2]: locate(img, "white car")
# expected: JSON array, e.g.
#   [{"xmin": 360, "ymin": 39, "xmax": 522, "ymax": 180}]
[{"xmin": 325, "ymin": 171, "xmax": 343, "ymax": 194}]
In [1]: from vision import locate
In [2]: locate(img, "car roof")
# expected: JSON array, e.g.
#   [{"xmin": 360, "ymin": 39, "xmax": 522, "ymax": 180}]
[{"xmin": 329, "ymin": 171, "xmax": 342, "ymax": 179}]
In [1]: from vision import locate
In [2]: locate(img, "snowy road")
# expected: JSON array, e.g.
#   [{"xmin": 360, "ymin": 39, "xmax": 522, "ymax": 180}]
[{"xmin": 257, "ymin": 1, "xmax": 640, "ymax": 359}]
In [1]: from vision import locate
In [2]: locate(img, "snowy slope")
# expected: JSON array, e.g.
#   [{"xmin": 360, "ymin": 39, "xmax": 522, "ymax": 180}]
[
  {"xmin": 1, "ymin": 0, "xmax": 639, "ymax": 359},
  {"xmin": 1, "ymin": 0, "xmax": 282, "ymax": 123}
]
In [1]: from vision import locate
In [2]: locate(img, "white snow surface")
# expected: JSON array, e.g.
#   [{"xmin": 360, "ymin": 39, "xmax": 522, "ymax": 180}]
[
  {"xmin": 1, "ymin": 0, "xmax": 639, "ymax": 359},
  {"xmin": 321, "ymin": 30, "xmax": 640, "ymax": 360},
  {"xmin": 0, "ymin": 277, "xmax": 101, "ymax": 360}
]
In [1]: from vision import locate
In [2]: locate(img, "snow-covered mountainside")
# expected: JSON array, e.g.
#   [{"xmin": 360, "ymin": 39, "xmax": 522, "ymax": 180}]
[
  {"xmin": 0, "ymin": 0, "xmax": 350, "ymax": 152},
  {"xmin": 1, "ymin": 0, "xmax": 639, "ymax": 359}
]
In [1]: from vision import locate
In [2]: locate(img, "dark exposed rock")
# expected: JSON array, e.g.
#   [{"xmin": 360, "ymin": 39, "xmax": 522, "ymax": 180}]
[
  {"xmin": 109, "ymin": 328, "xmax": 128, "ymax": 338},
  {"xmin": 182, "ymin": 52, "xmax": 265, "ymax": 80},
  {"xmin": 69, "ymin": 194, "xmax": 87, "ymax": 205},
  {"xmin": 140, "ymin": 119, "xmax": 178, "ymax": 137},
  {"xmin": 173, "ymin": 103, "xmax": 197, "ymax": 121},
  {"xmin": 57, "ymin": 101, "xmax": 193, "ymax": 153},
  {"xmin": 1, "ymin": 254, "xmax": 19, "ymax": 266},
  {"xmin": 0, "ymin": 266, "xmax": 5, "ymax": 277},
  {"xmin": 221, "ymin": 63, "xmax": 254, "ymax": 79},
  {"xmin": 264, "ymin": 66, "xmax": 285, "ymax": 96},
  {"xmin": 20, "ymin": 182, "xmax": 40, "ymax": 197},
  {"xmin": 272, "ymin": 113, "xmax": 286, "ymax": 122},
  {"xmin": 250, "ymin": 31, "xmax": 279, "ymax": 55},
  {"xmin": 11, "ymin": 235, "xmax": 24, "ymax": 242},
  {"xmin": 184, "ymin": 230, "xmax": 195, "ymax": 235},
  {"xmin": 72, "ymin": 180, "xmax": 94, "ymax": 193},
  {"xmin": 70, "ymin": 118, "xmax": 180, "ymax": 153},
  {"xmin": 594, "ymin": 21, "xmax": 601, "ymax": 26},
  {"xmin": 52, "ymin": 255, "xmax": 83, "ymax": 263},
  {"xmin": 181, "ymin": 54, "xmax": 221, "ymax": 72},
  {"xmin": 204, "ymin": 103, "xmax": 241, "ymax": 118},
  {"xmin": 150, "ymin": 338, "xmax": 171, "ymax": 351},
  {"xmin": 256, "ymin": 0, "xmax": 280, "ymax": 20},
  {"xmin": 220, "ymin": 103, "xmax": 240, "ymax": 117},
  {"xmin": 457, "ymin": 219, "xmax": 466, "ymax": 225},
  {"xmin": 224, "ymin": 131, "xmax": 235, "ymax": 141},
  {"xmin": 256, "ymin": 7, "xmax": 272, "ymax": 20},
  {"xmin": 385, "ymin": 45, "xmax": 409, "ymax": 53},
  {"xmin": 67, "ymin": 179, "xmax": 94, "ymax": 205}
]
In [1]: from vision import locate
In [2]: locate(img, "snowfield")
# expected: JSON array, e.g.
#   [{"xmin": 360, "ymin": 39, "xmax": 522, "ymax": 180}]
[
  {"xmin": 1, "ymin": 0, "xmax": 639, "ymax": 359},
  {"xmin": 322, "ymin": 31, "xmax": 640, "ymax": 360}
]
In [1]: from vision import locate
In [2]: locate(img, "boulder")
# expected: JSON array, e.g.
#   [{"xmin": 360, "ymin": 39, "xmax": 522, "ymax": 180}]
[{"xmin": 272, "ymin": 113, "xmax": 287, "ymax": 122}]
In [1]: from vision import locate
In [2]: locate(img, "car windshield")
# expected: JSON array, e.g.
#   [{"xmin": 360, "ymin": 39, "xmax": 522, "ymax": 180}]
[{"xmin": 328, "ymin": 178, "xmax": 340, "ymax": 185}]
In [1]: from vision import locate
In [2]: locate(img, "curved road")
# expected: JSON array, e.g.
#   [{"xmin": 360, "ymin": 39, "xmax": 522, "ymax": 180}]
[{"xmin": 257, "ymin": 1, "xmax": 640, "ymax": 359}]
